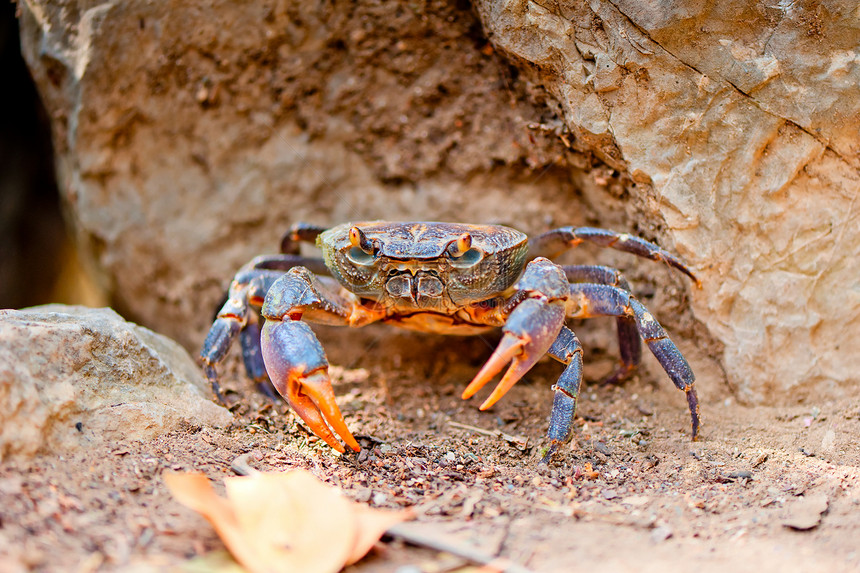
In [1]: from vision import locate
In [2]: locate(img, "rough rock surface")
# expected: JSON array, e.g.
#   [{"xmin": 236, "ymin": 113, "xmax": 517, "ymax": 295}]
[
  {"xmin": 16, "ymin": 0, "xmax": 859, "ymax": 404},
  {"xmin": 0, "ymin": 305, "xmax": 231, "ymax": 460},
  {"xmin": 473, "ymin": 0, "xmax": 860, "ymax": 403},
  {"xmin": 18, "ymin": 0, "xmax": 616, "ymax": 350}
]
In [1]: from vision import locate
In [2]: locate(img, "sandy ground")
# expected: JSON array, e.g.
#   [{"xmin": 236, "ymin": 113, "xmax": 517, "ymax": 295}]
[{"xmin": 1, "ymin": 327, "xmax": 859, "ymax": 572}]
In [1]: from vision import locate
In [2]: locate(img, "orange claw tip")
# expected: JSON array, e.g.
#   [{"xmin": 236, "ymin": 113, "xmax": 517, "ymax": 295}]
[
  {"xmin": 341, "ymin": 432, "xmax": 361, "ymax": 453},
  {"xmin": 477, "ymin": 356, "xmax": 532, "ymax": 410},
  {"xmin": 327, "ymin": 440, "xmax": 347, "ymax": 454},
  {"xmin": 461, "ymin": 334, "xmax": 524, "ymax": 401},
  {"xmin": 295, "ymin": 370, "xmax": 361, "ymax": 453}
]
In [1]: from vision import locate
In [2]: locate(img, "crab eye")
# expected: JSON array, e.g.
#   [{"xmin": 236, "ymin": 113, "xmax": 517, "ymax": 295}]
[
  {"xmin": 347, "ymin": 246, "xmax": 375, "ymax": 266},
  {"xmin": 450, "ymin": 248, "xmax": 483, "ymax": 268}
]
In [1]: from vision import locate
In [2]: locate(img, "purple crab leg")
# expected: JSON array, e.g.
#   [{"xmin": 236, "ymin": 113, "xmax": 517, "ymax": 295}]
[
  {"xmin": 279, "ymin": 223, "xmax": 329, "ymax": 255},
  {"xmin": 541, "ymin": 326, "xmax": 584, "ymax": 463},
  {"xmin": 567, "ymin": 283, "xmax": 700, "ymax": 439},
  {"xmin": 562, "ymin": 265, "xmax": 642, "ymax": 384},
  {"xmin": 201, "ymin": 255, "xmax": 327, "ymax": 402},
  {"xmin": 238, "ymin": 317, "xmax": 280, "ymax": 401},
  {"xmin": 529, "ymin": 227, "xmax": 701, "ymax": 287},
  {"xmin": 245, "ymin": 253, "xmax": 330, "ymax": 275}
]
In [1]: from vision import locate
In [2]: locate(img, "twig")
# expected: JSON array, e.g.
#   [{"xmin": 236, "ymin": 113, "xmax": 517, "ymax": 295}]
[
  {"xmin": 447, "ymin": 421, "xmax": 529, "ymax": 450},
  {"xmin": 384, "ymin": 523, "xmax": 534, "ymax": 573},
  {"xmin": 448, "ymin": 420, "xmax": 499, "ymax": 437}
]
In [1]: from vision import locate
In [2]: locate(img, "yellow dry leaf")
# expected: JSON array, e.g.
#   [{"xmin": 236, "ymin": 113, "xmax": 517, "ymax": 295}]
[
  {"xmin": 223, "ymin": 471, "xmax": 355, "ymax": 573},
  {"xmin": 347, "ymin": 504, "xmax": 414, "ymax": 566},
  {"xmin": 164, "ymin": 469, "xmax": 413, "ymax": 573},
  {"xmin": 163, "ymin": 473, "xmax": 261, "ymax": 571}
]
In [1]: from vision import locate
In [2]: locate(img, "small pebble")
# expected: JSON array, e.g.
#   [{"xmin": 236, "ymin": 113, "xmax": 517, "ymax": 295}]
[
  {"xmin": 651, "ymin": 525, "xmax": 673, "ymax": 543},
  {"xmin": 594, "ymin": 441, "xmax": 612, "ymax": 456}
]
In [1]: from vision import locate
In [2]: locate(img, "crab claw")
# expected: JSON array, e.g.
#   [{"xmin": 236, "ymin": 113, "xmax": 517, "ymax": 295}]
[
  {"xmin": 261, "ymin": 319, "xmax": 360, "ymax": 453},
  {"xmin": 462, "ymin": 297, "xmax": 566, "ymax": 410}
]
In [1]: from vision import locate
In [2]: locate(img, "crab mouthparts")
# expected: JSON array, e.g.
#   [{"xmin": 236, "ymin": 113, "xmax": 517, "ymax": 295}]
[{"xmin": 385, "ymin": 272, "xmax": 444, "ymax": 303}]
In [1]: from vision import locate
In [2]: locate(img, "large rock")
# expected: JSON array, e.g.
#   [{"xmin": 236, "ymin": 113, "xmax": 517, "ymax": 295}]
[
  {"xmin": 16, "ymin": 1, "xmax": 858, "ymax": 404},
  {"xmin": 0, "ymin": 306, "xmax": 231, "ymax": 460},
  {"xmin": 473, "ymin": 0, "xmax": 860, "ymax": 403},
  {"xmin": 17, "ymin": 0, "xmax": 620, "ymax": 351}
]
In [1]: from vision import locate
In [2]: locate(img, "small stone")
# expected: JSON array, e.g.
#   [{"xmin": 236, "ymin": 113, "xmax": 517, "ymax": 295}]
[
  {"xmin": 593, "ymin": 441, "xmax": 612, "ymax": 456},
  {"xmin": 621, "ymin": 495, "xmax": 650, "ymax": 507},
  {"xmin": 651, "ymin": 525, "xmax": 673, "ymax": 543},
  {"xmin": 783, "ymin": 494, "xmax": 829, "ymax": 531}
]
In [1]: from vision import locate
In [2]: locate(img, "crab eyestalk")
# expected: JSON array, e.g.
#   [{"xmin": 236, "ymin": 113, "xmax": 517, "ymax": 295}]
[
  {"xmin": 349, "ymin": 226, "xmax": 375, "ymax": 255},
  {"xmin": 446, "ymin": 233, "xmax": 473, "ymax": 258}
]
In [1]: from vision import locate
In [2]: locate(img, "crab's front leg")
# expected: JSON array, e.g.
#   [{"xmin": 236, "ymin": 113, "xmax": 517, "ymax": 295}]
[
  {"xmin": 261, "ymin": 267, "xmax": 385, "ymax": 453},
  {"xmin": 462, "ymin": 258, "xmax": 569, "ymax": 409},
  {"xmin": 201, "ymin": 267, "xmax": 287, "ymax": 402}
]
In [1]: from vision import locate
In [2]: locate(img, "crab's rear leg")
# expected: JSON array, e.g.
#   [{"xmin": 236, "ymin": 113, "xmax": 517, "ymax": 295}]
[
  {"xmin": 563, "ymin": 265, "xmax": 641, "ymax": 384},
  {"xmin": 261, "ymin": 267, "xmax": 385, "ymax": 453},
  {"xmin": 201, "ymin": 255, "xmax": 327, "ymax": 401},
  {"xmin": 201, "ymin": 269, "xmax": 285, "ymax": 402},
  {"xmin": 567, "ymin": 283, "xmax": 700, "ymax": 439},
  {"xmin": 530, "ymin": 227, "xmax": 701, "ymax": 287},
  {"xmin": 279, "ymin": 222, "xmax": 329, "ymax": 255}
]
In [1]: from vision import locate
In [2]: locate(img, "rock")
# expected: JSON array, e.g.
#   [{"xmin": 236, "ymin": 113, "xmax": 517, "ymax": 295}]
[
  {"xmin": 650, "ymin": 525, "xmax": 673, "ymax": 543},
  {"xmin": 16, "ymin": 0, "xmax": 859, "ymax": 405},
  {"xmin": 473, "ymin": 0, "xmax": 860, "ymax": 403},
  {"xmin": 782, "ymin": 493, "xmax": 829, "ymax": 531},
  {"xmin": 0, "ymin": 305, "xmax": 231, "ymax": 460},
  {"xmin": 16, "ymin": 0, "xmax": 603, "ymax": 354}
]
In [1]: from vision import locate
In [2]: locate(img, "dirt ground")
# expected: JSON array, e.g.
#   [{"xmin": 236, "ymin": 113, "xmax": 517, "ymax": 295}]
[{"xmin": 1, "ymin": 326, "xmax": 859, "ymax": 573}]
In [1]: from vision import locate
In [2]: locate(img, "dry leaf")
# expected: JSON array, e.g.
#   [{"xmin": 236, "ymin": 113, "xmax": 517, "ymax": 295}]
[
  {"xmin": 224, "ymin": 471, "xmax": 355, "ymax": 573},
  {"xmin": 347, "ymin": 504, "xmax": 414, "ymax": 566},
  {"xmin": 164, "ymin": 469, "xmax": 413, "ymax": 573},
  {"xmin": 163, "ymin": 473, "xmax": 260, "ymax": 570}
]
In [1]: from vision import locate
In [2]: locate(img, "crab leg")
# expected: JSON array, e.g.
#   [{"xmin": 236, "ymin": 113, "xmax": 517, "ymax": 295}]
[
  {"xmin": 278, "ymin": 222, "xmax": 330, "ymax": 255},
  {"xmin": 201, "ymin": 271, "xmax": 280, "ymax": 401},
  {"xmin": 529, "ymin": 227, "xmax": 701, "ymax": 287},
  {"xmin": 462, "ymin": 258, "xmax": 568, "ymax": 410},
  {"xmin": 261, "ymin": 267, "xmax": 385, "ymax": 453},
  {"xmin": 542, "ymin": 326, "xmax": 584, "ymax": 463},
  {"xmin": 201, "ymin": 255, "xmax": 330, "ymax": 401},
  {"xmin": 567, "ymin": 283, "xmax": 700, "ymax": 439},
  {"xmin": 562, "ymin": 265, "xmax": 641, "ymax": 384}
]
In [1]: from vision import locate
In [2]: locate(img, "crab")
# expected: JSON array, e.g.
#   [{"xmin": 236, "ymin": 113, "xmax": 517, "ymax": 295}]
[{"xmin": 201, "ymin": 221, "xmax": 701, "ymax": 461}]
